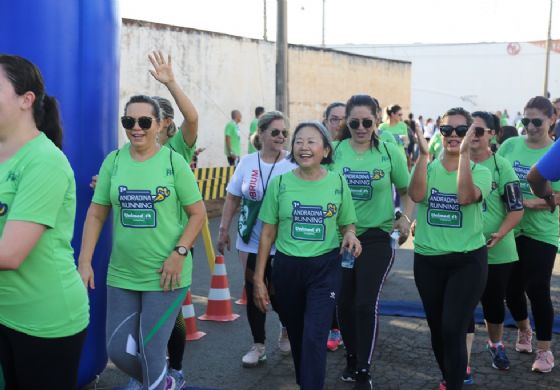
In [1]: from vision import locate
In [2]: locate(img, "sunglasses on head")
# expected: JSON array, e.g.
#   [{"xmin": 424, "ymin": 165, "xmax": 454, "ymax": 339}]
[
  {"xmin": 121, "ymin": 116, "xmax": 153, "ymax": 130},
  {"xmin": 270, "ymin": 128, "xmax": 289, "ymax": 137},
  {"xmin": 521, "ymin": 118, "xmax": 543, "ymax": 128},
  {"xmin": 348, "ymin": 118, "xmax": 374, "ymax": 130},
  {"xmin": 440, "ymin": 125, "xmax": 469, "ymax": 137}
]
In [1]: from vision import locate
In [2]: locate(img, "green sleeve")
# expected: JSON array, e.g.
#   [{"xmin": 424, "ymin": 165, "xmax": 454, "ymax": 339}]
[
  {"xmin": 473, "ymin": 164, "xmax": 492, "ymax": 200},
  {"xmin": 92, "ymin": 151, "xmax": 118, "ymax": 206},
  {"xmin": 337, "ymin": 176, "xmax": 357, "ymax": 226},
  {"xmin": 166, "ymin": 129, "xmax": 196, "ymax": 163},
  {"xmin": 379, "ymin": 131, "xmax": 396, "ymax": 145},
  {"xmin": 8, "ymin": 160, "xmax": 70, "ymax": 228},
  {"xmin": 428, "ymin": 134, "xmax": 439, "ymax": 155},
  {"xmin": 387, "ymin": 143, "xmax": 410, "ymax": 190},
  {"xmin": 258, "ymin": 175, "xmax": 280, "ymax": 225},
  {"xmin": 172, "ymin": 153, "xmax": 203, "ymax": 206},
  {"xmin": 225, "ymin": 122, "xmax": 235, "ymax": 137},
  {"xmin": 498, "ymin": 159, "xmax": 521, "ymax": 196}
]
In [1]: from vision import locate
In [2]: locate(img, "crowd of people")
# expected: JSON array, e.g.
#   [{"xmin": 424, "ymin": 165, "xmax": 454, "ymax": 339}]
[{"xmin": 0, "ymin": 52, "xmax": 559, "ymax": 390}]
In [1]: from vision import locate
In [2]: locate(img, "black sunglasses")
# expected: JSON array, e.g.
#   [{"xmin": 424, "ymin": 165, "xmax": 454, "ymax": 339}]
[
  {"xmin": 474, "ymin": 127, "xmax": 492, "ymax": 137},
  {"xmin": 440, "ymin": 125, "xmax": 469, "ymax": 137},
  {"xmin": 121, "ymin": 116, "xmax": 153, "ymax": 130},
  {"xmin": 521, "ymin": 118, "xmax": 543, "ymax": 128},
  {"xmin": 270, "ymin": 129, "xmax": 289, "ymax": 137},
  {"xmin": 348, "ymin": 118, "xmax": 374, "ymax": 130}
]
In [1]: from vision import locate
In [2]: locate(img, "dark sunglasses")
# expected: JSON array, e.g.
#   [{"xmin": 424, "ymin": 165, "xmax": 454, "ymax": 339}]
[
  {"xmin": 348, "ymin": 118, "xmax": 374, "ymax": 130},
  {"xmin": 474, "ymin": 127, "xmax": 492, "ymax": 137},
  {"xmin": 521, "ymin": 118, "xmax": 543, "ymax": 127},
  {"xmin": 440, "ymin": 125, "xmax": 469, "ymax": 137},
  {"xmin": 121, "ymin": 116, "xmax": 153, "ymax": 130},
  {"xmin": 270, "ymin": 128, "xmax": 289, "ymax": 137}
]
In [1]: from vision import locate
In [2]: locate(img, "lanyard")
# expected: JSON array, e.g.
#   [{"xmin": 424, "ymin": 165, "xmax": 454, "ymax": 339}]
[{"xmin": 257, "ymin": 151, "xmax": 281, "ymax": 199}]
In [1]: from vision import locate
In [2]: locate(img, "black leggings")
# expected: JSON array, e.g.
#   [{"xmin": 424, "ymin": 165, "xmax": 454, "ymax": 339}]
[
  {"xmin": 414, "ymin": 247, "xmax": 487, "ymax": 390},
  {"xmin": 506, "ymin": 235, "xmax": 557, "ymax": 341},
  {"xmin": 467, "ymin": 262, "xmax": 514, "ymax": 333},
  {"xmin": 167, "ymin": 312, "xmax": 186, "ymax": 370},
  {"xmin": 0, "ymin": 324, "xmax": 86, "ymax": 390},
  {"xmin": 338, "ymin": 228, "xmax": 394, "ymax": 371},
  {"xmin": 246, "ymin": 252, "xmax": 280, "ymax": 344}
]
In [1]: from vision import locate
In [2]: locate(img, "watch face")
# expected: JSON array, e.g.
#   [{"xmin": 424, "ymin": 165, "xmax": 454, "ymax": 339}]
[{"xmin": 176, "ymin": 246, "xmax": 188, "ymax": 256}]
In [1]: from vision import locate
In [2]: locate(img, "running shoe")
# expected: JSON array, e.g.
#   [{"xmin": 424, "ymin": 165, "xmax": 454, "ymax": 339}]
[
  {"xmin": 464, "ymin": 366, "xmax": 473, "ymax": 384},
  {"xmin": 167, "ymin": 368, "xmax": 187, "ymax": 390},
  {"xmin": 487, "ymin": 341, "xmax": 510, "ymax": 370},
  {"xmin": 165, "ymin": 375, "xmax": 176, "ymax": 390},
  {"xmin": 327, "ymin": 328, "xmax": 343, "ymax": 352},
  {"xmin": 340, "ymin": 354, "xmax": 357, "ymax": 382},
  {"xmin": 532, "ymin": 350, "xmax": 555, "ymax": 373},
  {"xmin": 242, "ymin": 343, "xmax": 266, "ymax": 367},
  {"xmin": 439, "ymin": 380, "xmax": 446, "ymax": 390},
  {"xmin": 353, "ymin": 369, "xmax": 373, "ymax": 390},
  {"xmin": 515, "ymin": 328, "xmax": 533, "ymax": 353},
  {"xmin": 278, "ymin": 326, "xmax": 291, "ymax": 354}
]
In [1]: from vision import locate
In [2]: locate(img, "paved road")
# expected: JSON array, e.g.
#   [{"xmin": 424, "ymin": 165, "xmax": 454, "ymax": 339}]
[{"xmin": 87, "ymin": 216, "xmax": 560, "ymax": 390}]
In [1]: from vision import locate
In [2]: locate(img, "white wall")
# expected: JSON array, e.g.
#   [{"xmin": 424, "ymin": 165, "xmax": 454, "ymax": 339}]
[{"xmin": 331, "ymin": 41, "xmax": 560, "ymax": 121}]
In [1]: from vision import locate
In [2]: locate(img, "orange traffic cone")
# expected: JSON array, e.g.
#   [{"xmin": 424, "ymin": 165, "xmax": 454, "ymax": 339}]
[
  {"xmin": 199, "ymin": 255, "xmax": 240, "ymax": 322},
  {"xmin": 235, "ymin": 285, "xmax": 247, "ymax": 305},
  {"xmin": 182, "ymin": 291, "xmax": 206, "ymax": 341}
]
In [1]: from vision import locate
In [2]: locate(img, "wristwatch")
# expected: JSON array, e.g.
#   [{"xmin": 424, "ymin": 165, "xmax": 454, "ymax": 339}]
[
  {"xmin": 543, "ymin": 193, "xmax": 554, "ymax": 202},
  {"xmin": 174, "ymin": 246, "xmax": 189, "ymax": 256}
]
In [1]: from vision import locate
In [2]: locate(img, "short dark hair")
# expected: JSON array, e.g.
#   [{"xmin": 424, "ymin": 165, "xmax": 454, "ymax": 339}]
[
  {"xmin": 524, "ymin": 96, "xmax": 554, "ymax": 118},
  {"xmin": 442, "ymin": 107, "xmax": 473, "ymax": 127},
  {"xmin": 231, "ymin": 110, "xmax": 241, "ymax": 119},
  {"xmin": 499, "ymin": 126, "xmax": 519, "ymax": 144},
  {"xmin": 124, "ymin": 95, "xmax": 162, "ymax": 121},
  {"xmin": 0, "ymin": 54, "xmax": 63, "ymax": 149},
  {"xmin": 324, "ymin": 102, "xmax": 345, "ymax": 119},
  {"xmin": 255, "ymin": 106, "xmax": 265, "ymax": 117},
  {"xmin": 472, "ymin": 111, "xmax": 500, "ymax": 131},
  {"xmin": 289, "ymin": 121, "xmax": 333, "ymax": 165}
]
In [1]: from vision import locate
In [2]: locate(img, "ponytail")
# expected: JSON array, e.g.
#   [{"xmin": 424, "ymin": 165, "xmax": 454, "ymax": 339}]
[{"xmin": 36, "ymin": 94, "xmax": 63, "ymax": 149}]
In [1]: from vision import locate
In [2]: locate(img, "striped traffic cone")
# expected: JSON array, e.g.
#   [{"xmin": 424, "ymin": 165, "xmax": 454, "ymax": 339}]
[
  {"xmin": 182, "ymin": 291, "xmax": 206, "ymax": 341},
  {"xmin": 198, "ymin": 255, "xmax": 240, "ymax": 322},
  {"xmin": 235, "ymin": 285, "xmax": 247, "ymax": 305}
]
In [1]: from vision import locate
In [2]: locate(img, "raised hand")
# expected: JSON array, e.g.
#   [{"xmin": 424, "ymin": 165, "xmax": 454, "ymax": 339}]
[{"xmin": 148, "ymin": 50, "xmax": 175, "ymax": 85}]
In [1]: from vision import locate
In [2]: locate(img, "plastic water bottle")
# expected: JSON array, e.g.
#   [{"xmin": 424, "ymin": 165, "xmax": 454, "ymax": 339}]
[
  {"xmin": 341, "ymin": 248, "xmax": 355, "ymax": 269},
  {"xmin": 390, "ymin": 229, "xmax": 400, "ymax": 250}
]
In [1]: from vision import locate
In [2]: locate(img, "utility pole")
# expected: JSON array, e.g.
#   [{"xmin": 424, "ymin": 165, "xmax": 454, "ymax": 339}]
[
  {"xmin": 322, "ymin": 0, "xmax": 326, "ymax": 47},
  {"xmin": 276, "ymin": 0, "xmax": 288, "ymax": 115},
  {"xmin": 263, "ymin": 0, "xmax": 268, "ymax": 41},
  {"xmin": 543, "ymin": 0, "xmax": 553, "ymax": 97}
]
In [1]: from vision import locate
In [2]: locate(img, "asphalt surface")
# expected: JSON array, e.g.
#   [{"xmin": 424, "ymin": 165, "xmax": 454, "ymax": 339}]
[{"xmin": 86, "ymin": 215, "xmax": 560, "ymax": 390}]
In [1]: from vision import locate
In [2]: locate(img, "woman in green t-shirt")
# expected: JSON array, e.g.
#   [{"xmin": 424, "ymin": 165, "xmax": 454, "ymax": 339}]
[
  {"xmin": 409, "ymin": 107, "xmax": 492, "ymax": 390},
  {"xmin": 498, "ymin": 96, "xmax": 560, "ymax": 374},
  {"xmin": 78, "ymin": 95, "xmax": 206, "ymax": 390},
  {"xmin": 464, "ymin": 111, "xmax": 524, "ymax": 378},
  {"xmin": 329, "ymin": 95, "xmax": 412, "ymax": 388},
  {"xmin": 0, "ymin": 55, "xmax": 89, "ymax": 390},
  {"xmin": 254, "ymin": 121, "xmax": 361, "ymax": 390}
]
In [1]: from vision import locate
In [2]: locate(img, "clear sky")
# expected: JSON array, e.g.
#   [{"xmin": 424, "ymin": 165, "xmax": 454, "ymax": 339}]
[{"xmin": 120, "ymin": 0, "xmax": 559, "ymax": 45}]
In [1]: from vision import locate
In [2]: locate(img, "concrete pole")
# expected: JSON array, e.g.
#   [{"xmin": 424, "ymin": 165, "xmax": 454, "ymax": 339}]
[
  {"xmin": 322, "ymin": 0, "xmax": 326, "ymax": 47},
  {"xmin": 543, "ymin": 0, "xmax": 553, "ymax": 97},
  {"xmin": 276, "ymin": 0, "xmax": 288, "ymax": 115},
  {"xmin": 263, "ymin": 0, "xmax": 268, "ymax": 41}
]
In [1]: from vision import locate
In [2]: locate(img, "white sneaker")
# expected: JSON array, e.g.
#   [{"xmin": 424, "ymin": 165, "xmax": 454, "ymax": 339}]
[
  {"xmin": 242, "ymin": 343, "xmax": 266, "ymax": 367},
  {"xmin": 278, "ymin": 326, "xmax": 291, "ymax": 354}
]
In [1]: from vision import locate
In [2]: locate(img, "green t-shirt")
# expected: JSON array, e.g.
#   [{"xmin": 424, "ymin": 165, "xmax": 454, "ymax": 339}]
[
  {"xmin": 414, "ymin": 160, "xmax": 492, "ymax": 256},
  {"xmin": 259, "ymin": 170, "xmax": 357, "ymax": 257},
  {"xmin": 429, "ymin": 132, "xmax": 443, "ymax": 160},
  {"xmin": 378, "ymin": 130, "xmax": 397, "ymax": 145},
  {"xmin": 249, "ymin": 118, "xmax": 258, "ymax": 154},
  {"xmin": 330, "ymin": 139, "xmax": 409, "ymax": 235},
  {"xmin": 379, "ymin": 122, "xmax": 408, "ymax": 146},
  {"xmin": 0, "ymin": 133, "xmax": 89, "ymax": 337},
  {"xmin": 224, "ymin": 120, "xmax": 241, "ymax": 157},
  {"xmin": 497, "ymin": 137, "xmax": 560, "ymax": 246},
  {"xmin": 479, "ymin": 154, "xmax": 520, "ymax": 264},
  {"xmin": 93, "ymin": 144, "xmax": 203, "ymax": 291},
  {"xmin": 164, "ymin": 129, "xmax": 196, "ymax": 163}
]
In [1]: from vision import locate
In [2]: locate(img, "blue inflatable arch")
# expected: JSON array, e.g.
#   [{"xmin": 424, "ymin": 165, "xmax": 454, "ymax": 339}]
[{"xmin": 0, "ymin": 0, "xmax": 120, "ymax": 387}]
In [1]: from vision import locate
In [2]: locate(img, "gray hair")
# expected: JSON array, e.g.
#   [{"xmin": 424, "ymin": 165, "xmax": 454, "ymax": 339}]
[{"xmin": 289, "ymin": 120, "xmax": 334, "ymax": 165}]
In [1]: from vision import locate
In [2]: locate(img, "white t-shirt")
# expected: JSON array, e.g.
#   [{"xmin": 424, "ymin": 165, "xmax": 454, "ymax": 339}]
[
  {"xmin": 226, "ymin": 152, "xmax": 297, "ymax": 253},
  {"xmin": 424, "ymin": 123, "xmax": 435, "ymax": 138}
]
